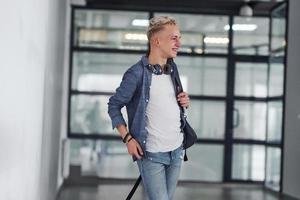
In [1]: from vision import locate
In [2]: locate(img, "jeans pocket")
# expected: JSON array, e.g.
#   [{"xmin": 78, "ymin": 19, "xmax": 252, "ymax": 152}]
[
  {"xmin": 176, "ymin": 147, "xmax": 184, "ymax": 160},
  {"xmin": 145, "ymin": 151, "xmax": 168, "ymax": 164}
]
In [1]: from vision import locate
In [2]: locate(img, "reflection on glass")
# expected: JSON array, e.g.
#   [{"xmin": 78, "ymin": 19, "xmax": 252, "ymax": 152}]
[
  {"xmin": 187, "ymin": 100, "xmax": 225, "ymax": 139},
  {"xmin": 269, "ymin": 62, "xmax": 284, "ymax": 96},
  {"xmin": 180, "ymin": 144, "xmax": 223, "ymax": 181},
  {"xmin": 232, "ymin": 144, "xmax": 265, "ymax": 181},
  {"xmin": 233, "ymin": 17, "xmax": 269, "ymax": 55},
  {"xmin": 271, "ymin": 4, "xmax": 286, "ymax": 52},
  {"xmin": 267, "ymin": 101, "xmax": 282, "ymax": 142},
  {"xmin": 74, "ymin": 9, "xmax": 148, "ymax": 50},
  {"xmin": 234, "ymin": 101, "xmax": 267, "ymax": 140},
  {"xmin": 271, "ymin": 17, "xmax": 286, "ymax": 52},
  {"xmin": 72, "ymin": 53, "xmax": 227, "ymax": 96},
  {"xmin": 265, "ymin": 147, "xmax": 281, "ymax": 191},
  {"xmin": 176, "ymin": 56, "xmax": 227, "ymax": 96},
  {"xmin": 70, "ymin": 139, "xmax": 139, "ymax": 178},
  {"xmin": 235, "ymin": 62, "xmax": 268, "ymax": 97},
  {"xmin": 70, "ymin": 95, "xmax": 127, "ymax": 134},
  {"xmin": 72, "ymin": 52, "xmax": 143, "ymax": 92},
  {"xmin": 70, "ymin": 140, "xmax": 224, "ymax": 181},
  {"xmin": 155, "ymin": 13, "xmax": 229, "ymax": 54}
]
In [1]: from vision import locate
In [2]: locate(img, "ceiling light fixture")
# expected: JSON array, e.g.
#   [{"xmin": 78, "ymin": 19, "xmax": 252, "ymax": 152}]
[
  {"xmin": 132, "ymin": 19, "xmax": 149, "ymax": 27},
  {"xmin": 224, "ymin": 24, "xmax": 257, "ymax": 31},
  {"xmin": 125, "ymin": 33, "xmax": 148, "ymax": 41},
  {"xmin": 194, "ymin": 48, "xmax": 203, "ymax": 54},
  {"xmin": 239, "ymin": 0, "xmax": 253, "ymax": 17},
  {"xmin": 204, "ymin": 37, "xmax": 229, "ymax": 44}
]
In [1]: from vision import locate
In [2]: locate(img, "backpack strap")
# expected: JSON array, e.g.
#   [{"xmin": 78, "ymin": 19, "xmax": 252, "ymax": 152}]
[{"xmin": 126, "ymin": 175, "xmax": 142, "ymax": 200}]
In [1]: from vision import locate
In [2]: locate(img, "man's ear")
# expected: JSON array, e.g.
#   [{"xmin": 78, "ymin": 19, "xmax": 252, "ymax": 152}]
[{"xmin": 152, "ymin": 36, "xmax": 160, "ymax": 47}]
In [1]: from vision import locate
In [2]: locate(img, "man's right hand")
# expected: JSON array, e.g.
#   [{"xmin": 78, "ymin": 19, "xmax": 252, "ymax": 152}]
[
  {"xmin": 126, "ymin": 138, "xmax": 143, "ymax": 160},
  {"xmin": 116, "ymin": 124, "xmax": 143, "ymax": 159}
]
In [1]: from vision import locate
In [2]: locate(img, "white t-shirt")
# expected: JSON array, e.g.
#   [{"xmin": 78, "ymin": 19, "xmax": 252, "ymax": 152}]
[{"xmin": 145, "ymin": 74, "xmax": 183, "ymax": 152}]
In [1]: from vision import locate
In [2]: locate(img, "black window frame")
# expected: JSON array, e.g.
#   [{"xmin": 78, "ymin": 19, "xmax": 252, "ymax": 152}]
[{"xmin": 66, "ymin": 3, "xmax": 288, "ymax": 191}]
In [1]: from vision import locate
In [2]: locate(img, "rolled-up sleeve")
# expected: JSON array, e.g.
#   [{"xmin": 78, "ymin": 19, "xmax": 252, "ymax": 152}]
[{"xmin": 108, "ymin": 68, "xmax": 138, "ymax": 129}]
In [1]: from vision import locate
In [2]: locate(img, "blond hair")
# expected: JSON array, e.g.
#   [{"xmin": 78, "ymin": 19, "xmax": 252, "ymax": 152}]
[{"xmin": 147, "ymin": 16, "xmax": 177, "ymax": 40}]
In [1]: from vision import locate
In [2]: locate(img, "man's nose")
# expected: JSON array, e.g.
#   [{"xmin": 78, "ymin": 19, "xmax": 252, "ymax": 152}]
[{"xmin": 176, "ymin": 39, "xmax": 181, "ymax": 47}]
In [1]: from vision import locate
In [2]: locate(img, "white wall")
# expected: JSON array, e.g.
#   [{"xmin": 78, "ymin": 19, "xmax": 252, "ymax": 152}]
[
  {"xmin": 282, "ymin": 0, "xmax": 300, "ymax": 199},
  {"xmin": 0, "ymin": 0, "xmax": 66, "ymax": 200},
  {"xmin": 56, "ymin": 0, "xmax": 87, "ymax": 189},
  {"xmin": 56, "ymin": 0, "xmax": 73, "ymax": 190},
  {"xmin": 39, "ymin": 0, "xmax": 67, "ymax": 200}
]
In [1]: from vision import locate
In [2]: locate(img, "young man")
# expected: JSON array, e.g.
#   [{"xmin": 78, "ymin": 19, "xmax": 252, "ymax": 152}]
[{"xmin": 108, "ymin": 16, "xmax": 189, "ymax": 200}]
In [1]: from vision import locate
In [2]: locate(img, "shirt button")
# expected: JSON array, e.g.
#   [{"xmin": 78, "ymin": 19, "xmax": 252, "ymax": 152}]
[
  {"xmin": 143, "ymin": 140, "xmax": 146, "ymax": 144},
  {"xmin": 146, "ymin": 99, "xmax": 149, "ymax": 102}
]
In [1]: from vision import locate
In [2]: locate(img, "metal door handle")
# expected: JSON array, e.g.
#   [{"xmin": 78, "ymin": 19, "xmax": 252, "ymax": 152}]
[{"xmin": 233, "ymin": 108, "xmax": 240, "ymax": 128}]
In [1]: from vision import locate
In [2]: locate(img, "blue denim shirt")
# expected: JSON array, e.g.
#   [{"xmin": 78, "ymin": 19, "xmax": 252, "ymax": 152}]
[{"xmin": 107, "ymin": 55, "xmax": 184, "ymax": 152}]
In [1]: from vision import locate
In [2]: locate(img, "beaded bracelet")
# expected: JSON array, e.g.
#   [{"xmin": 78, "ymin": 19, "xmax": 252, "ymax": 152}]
[
  {"xmin": 122, "ymin": 132, "xmax": 131, "ymax": 143},
  {"xmin": 126, "ymin": 137, "xmax": 134, "ymax": 144}
]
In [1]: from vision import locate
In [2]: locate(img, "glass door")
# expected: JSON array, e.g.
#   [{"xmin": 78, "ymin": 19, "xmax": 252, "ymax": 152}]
[
  {"xmin": 228, "ymin": 2, "xmax": 287, "ymax": 188},
  {"xmin": 231, "ymin": 60, "xmax": 268, "ymax": 182},
  {"xmin": 265, "ymin": 2, "xmax": 287, "ymax": 192}
]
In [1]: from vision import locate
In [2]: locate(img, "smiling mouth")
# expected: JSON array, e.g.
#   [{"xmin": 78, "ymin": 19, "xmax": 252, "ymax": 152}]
[{"xmin": 172, "ymin": 48, "xmax": 178, "ymax": 53}]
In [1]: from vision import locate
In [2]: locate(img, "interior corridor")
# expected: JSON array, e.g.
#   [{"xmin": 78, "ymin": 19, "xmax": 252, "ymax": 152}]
[{"xmin": 1, "ymin": 1, "xmax": 300, "ymax": 200}]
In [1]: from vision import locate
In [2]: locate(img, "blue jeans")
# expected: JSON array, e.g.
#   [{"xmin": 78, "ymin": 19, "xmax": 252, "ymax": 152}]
[{"xmin": 137, "ymin": 145, "xmax": 184, "ymax": 200}]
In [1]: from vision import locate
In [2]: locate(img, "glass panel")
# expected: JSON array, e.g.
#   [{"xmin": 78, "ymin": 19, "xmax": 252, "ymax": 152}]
[
  {"xmin": 72, "ymin": 52, "xmax": 143, "ymax": 92},
  {"xmin": 269, "ymin": 62, "xmax": 284, "ymax": 96},
  {"xmin": 271, "ymin": 4, "xmax": 286, "ymax": 52},
  {"xmin": 70, "ymin": 139, "xmax": 139, "ymax": 178},
  {"xmin": 235, "ymin": 62, "xmax": 268, "ymax": 97},
  {"xmin": 72, "ymin": 53, "xmax": 226, "ymax": 96},
  {"xmin": 233, "ymin": 101, "xmax": 267, "ymax": 140},
  {"xmin": 267, "ymin": 101, "xmax": 282, "ymax": 142},
  {"xmin": 70, "ymin": 95, "xmax": 126, "ymax": 134},
  {"xmin": 155, "ymin": 13, "xmax": 229, "ymax": 54},
  {"xmin": 233, "ymin": 17, "xmax": 269, "ymax": 55},
  {"xmin": 232, "ymin": 144, "xmax": 265, "ymax": 181},
  {"xmin": 176, "ymin": 56, "xmax": 227, "ymax": 96},
  {"xmin": 180, "ymin": 144, "xmax": 223, "ymax": 181},
  {"xmin": 265, "ymin": 147, "xmax": 281, "ymax": 191},
  {"xmin": 187, "ymin": 100, "xmax": 225, "ymax": 139},
  {"xmin": 74, "ymin": 9, "xmax": 148, "ymax": 50},
  {"xmin": 70, "ymin": 140, "xmax": 224, "ymax": 181}
]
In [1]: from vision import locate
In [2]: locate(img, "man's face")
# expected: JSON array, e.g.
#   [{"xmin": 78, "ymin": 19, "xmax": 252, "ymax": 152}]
[{"xmin": 156, "ymin": 25, "xmax": 181, "ymax": 58}]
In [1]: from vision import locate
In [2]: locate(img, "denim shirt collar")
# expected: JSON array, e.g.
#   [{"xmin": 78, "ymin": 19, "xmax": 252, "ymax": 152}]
[
  {"xmin": 141, "ymin": 55, "xmax": 179, "ymax": 104},
  {"xmin": 141, "ymin": 55, "xmax": 176, "ymax": 70},
  {"xmin": 141, "ymin": 55, "xmax": 150, "ymax": 67}
]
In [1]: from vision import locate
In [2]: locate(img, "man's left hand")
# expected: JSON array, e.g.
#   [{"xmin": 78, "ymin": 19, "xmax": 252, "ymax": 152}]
[{"xmin": 177, "ymin": 92, "xmax": 190, "ymax": 108}]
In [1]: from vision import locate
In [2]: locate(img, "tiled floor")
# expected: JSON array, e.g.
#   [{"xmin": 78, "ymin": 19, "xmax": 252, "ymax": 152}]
[{"xmin": 57, "ymin": 181, "xmax": 298, "ymax": 200}]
